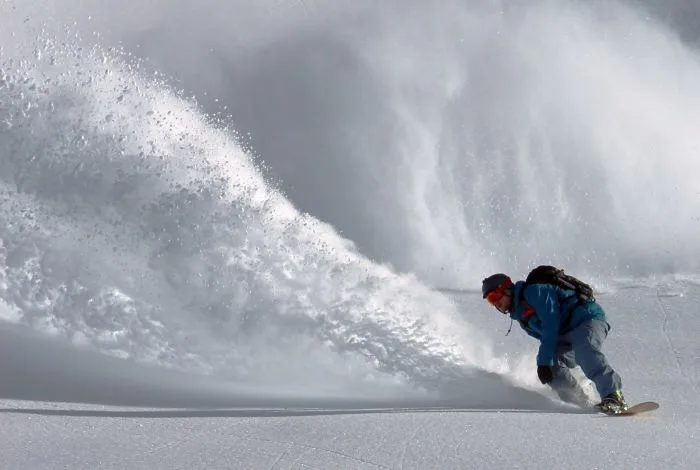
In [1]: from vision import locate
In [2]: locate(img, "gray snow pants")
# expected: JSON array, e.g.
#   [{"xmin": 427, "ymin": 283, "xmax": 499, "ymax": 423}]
[{"xmin": 550, "ymin": 319, "xmax": 623, "ymax": 402}]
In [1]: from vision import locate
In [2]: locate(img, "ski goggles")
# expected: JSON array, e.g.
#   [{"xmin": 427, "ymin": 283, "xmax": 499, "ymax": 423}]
[{"xmin": 485, "ymin": 288, "xmax": 506, "ymax": 306}]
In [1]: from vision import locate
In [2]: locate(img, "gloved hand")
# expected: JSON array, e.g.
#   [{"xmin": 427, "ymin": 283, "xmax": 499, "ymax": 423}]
[{"xmin": 537, "ymin": 365, "xmax": 553, "ymax": 384}]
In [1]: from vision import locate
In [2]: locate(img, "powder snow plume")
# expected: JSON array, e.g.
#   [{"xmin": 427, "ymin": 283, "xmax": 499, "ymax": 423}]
[
  {"xmin": 2, "ymin": 0, "xmax": 700, "ymax": 406},
  {"xmin": 0, "ymin": 14, "xmax": 498, "ymax": 402}
]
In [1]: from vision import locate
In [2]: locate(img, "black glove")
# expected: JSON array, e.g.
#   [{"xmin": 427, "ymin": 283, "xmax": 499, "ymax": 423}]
[{"xmin": 537, "ymin": 365, "xmax": 553, "ymax": 384}]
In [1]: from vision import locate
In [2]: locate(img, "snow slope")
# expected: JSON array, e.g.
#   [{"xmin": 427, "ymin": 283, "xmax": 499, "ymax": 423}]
[
  {"xmin": 1, "ymin": 0, "xmax": 699, "ymax": 468},
  {"xmin": 0, "ymin": 283, "xmax": 698, "ymax": 469}
]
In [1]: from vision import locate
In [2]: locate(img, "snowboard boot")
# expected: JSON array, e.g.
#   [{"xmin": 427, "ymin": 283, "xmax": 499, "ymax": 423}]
[{"xmin": 596, "ymin": 390, "xmax": 628, "ymax": 415}]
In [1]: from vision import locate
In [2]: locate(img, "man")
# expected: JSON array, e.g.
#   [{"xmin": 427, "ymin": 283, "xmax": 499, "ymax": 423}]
[{"xmin": 481, "ymin": 271, "xmax": 627, "ymax": 414}]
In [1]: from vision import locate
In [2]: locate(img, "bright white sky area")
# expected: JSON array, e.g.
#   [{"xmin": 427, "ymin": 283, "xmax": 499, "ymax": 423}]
[{"xmin": 1, "ymin": 0, "xmax": 699, "ymax": 468}]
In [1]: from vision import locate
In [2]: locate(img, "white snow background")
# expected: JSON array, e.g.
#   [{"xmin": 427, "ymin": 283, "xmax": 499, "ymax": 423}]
[{"xmin": 0, "ymin": 1, "xmax": 699, "ymax": 468}]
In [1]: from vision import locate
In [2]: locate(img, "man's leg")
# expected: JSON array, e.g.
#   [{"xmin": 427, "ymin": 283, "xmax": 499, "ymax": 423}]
[
  {"xmin": 569, "ymin": 319, "xmax": 622, "ymax": 399},
  {"xmin": 550, "ymin": 343, "xmax": 590, "ymax": 406}
]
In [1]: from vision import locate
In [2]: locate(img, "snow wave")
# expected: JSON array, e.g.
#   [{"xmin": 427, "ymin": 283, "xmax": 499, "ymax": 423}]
[
  {"xmin": 2, "ymin": 0, "xmax": 700, "ymax": 404},
  {"xmin": 0, "ymin": 31, "xmax": 495, "ymax": 396}
]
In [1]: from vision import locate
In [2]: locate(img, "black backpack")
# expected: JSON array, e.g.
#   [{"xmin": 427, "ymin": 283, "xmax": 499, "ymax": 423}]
[{"xmin": 520, "ymin": 265, "xmax": 595, "ymax": 303}]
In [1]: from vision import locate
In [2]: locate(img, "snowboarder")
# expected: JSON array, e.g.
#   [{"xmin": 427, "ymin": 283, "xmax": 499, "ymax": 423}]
[{"xmin": 481, "ymin": 269, "xmax": 628, "ymax": 414}]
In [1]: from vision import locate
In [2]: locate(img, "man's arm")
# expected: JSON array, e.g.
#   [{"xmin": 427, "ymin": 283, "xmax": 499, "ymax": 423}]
[{"xmin": 526, "ymin": 284, "xmax": 561, "ymax": 366}]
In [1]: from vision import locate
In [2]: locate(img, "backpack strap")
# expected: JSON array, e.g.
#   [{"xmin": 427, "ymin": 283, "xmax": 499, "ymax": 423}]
[{"xmin": 515, "ymin": 291, "xmax": 537, "ymax": 329}]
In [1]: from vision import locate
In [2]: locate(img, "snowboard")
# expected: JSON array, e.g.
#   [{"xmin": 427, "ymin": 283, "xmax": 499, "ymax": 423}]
[{"xmin": 602, "ymin": 401, "xmax": 659, "ymax": 417}]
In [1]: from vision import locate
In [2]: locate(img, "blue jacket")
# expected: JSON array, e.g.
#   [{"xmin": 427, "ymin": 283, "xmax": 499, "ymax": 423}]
[{"xmin": 510, "ymin": 281, "xmax": 606, "ymax": 366}]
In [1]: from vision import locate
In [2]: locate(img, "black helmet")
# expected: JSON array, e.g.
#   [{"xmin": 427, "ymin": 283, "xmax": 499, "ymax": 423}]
[{"xmin": 482, "ymin": 273, "xmax": 511, "ymax": 298}]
